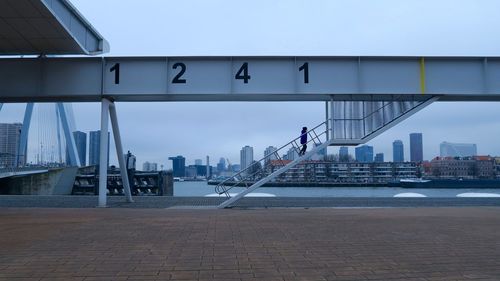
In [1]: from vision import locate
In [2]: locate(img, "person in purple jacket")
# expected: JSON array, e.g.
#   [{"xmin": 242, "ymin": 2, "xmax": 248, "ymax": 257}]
[{"xmin": 299, "ymin": 127, "xmax": 308, "ymax": 155}]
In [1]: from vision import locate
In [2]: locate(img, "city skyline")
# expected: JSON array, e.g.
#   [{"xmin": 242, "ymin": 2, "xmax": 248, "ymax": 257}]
[
  {"xmin": 1, "ymin": 0, "xmax": 500, "ymax": 169},
  {"xmin": 1, "ymin": 121, "xmax": 493, "ymax": 170}
]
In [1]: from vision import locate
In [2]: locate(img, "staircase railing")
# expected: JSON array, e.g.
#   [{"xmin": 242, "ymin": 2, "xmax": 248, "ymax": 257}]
[{"xmin": 215, "ymin": 121, "xmax": 329, "ymax": 197}]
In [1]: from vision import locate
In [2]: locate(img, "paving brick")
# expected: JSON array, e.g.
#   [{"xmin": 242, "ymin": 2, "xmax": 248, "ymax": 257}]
[{"xmin": 1, "ymin": 207, "xmax": 500, "ymax": 280}]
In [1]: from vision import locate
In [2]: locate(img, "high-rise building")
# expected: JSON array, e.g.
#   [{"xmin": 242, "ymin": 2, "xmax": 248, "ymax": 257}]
[
  {"xmin": 286, "ymin": 147, "xmax": 299, "ymax": 161},
  {"xmin": 169, "ymin": 155, "xmax": 186, "ymax": 177},
  {"xmin": 240, "ymin": 145, "xmax": 254, "ymax": 171},
  {"xmin": 440, "ymin": 142, "xmax": 477, "ymax": 157},
  {"xmin": 410, "ymin": 133, "xmax": 423, "ymax": 162},
  {"xmin": 217, "ymin": 157, "xmax": 226, "ymax": 173},
  {"xmin": 339, "ymin": 146, "xmax": 349, "ymax": 162},
  {"xmin": 355, "ymin": 145, "xmax": 373, "ymax": 162},
  {"xmin": 375, "ymin": 153, "xmax": 384, "ymax": 162},
  {"xmin": 89, "ymin": 131, "xmax": 110, "ymax": 166},
  {"xmin": 0, "ymin": 123, "xmax": 22, "ymax": 167},
  {"xmin": 66, "ymin": 131, "xmax": 86, "ymax": 166},
  {"xmin": 264, "ymin": 146, "xmax": 278, "ymax": 164},
  {"xmin": 124, "ymin": 151, "xmax": 136, "ymax": 170},
  {"xmin": 195, "ymin": 159, "xmax": 203, "ymax": 166},
  {"xmin": 393, "ymin": 140, "xmax": 404, "ymax": 162},
  {"xmin": 143, "ymin": 161, "xmax": 158, "ymax": 172}
]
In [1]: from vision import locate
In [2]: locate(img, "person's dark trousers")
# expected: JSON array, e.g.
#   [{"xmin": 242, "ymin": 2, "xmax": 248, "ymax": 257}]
[{"xmin": 300, "ymin": 144, "xmax": 307, "ymax": 155}]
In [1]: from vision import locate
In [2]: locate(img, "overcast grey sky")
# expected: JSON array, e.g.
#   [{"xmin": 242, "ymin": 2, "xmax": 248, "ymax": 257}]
[{"xmin": 3, "ymin": 0, "xmax": 500, "ymax": 168}]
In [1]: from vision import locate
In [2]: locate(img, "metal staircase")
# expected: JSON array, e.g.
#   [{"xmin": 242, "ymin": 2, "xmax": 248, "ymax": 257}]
[
  {"xmin": 216, "ymin": 95, "xmax": 439, "ymax": 208},
  {"xmin": 216, "ymin": 121, "xmax": 333, "ymax": 208}
]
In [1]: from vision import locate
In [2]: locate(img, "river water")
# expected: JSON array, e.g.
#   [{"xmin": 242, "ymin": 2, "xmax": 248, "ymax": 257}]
[{"xmin": 174, "ymin": 181, "xmax": 500, "ymax": 198}]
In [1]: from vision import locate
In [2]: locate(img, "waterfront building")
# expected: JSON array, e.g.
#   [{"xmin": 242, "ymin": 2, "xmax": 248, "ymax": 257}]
[
  {"xmin": 264, "ymin": 146, "xmax": 278, "ymax": 164},
  {"xmin": 143, "ymin": 161, "xmax": 158, "ymax": 172},
  {"xmin": 410, "ymin": 133, "xmax": 423, "ymax": 162},
  {"xmin": 339, "ymin": 146, "xmax": 349, "ymax": 162},
  {"xmin": 66, "ymin": 131, "xmax": 86, "ymax": 166},
  {"xmin": 440, "ymin": 142, "xmax": 477, "ymax": 157},
  {"xmin": 185, "ymin": 166, "xmax": 197, "ymax": 178},
  {"xmin": 194, "ymin": 159, "xmax": 202, "ymax": 166},
  {"xmin": 202, "ymin": 162, "xmax": 210, "ymax": 178},
  {"xmin": 89, "ymin": 130, "xmax": 110, "ymax": 167},
  {"xmin": 355, "ymin": 145, "xmax": 373, "ymax": 162},
  {"xmin": 392, "ymin": 140, "xmax": 404, "ymax": 162},
  {"xmin": 375, "ymin": 153, "xmax": 384, "ymax": 162},
  {"xmin": 495, "ymin": 157, "xmax": 500, "ymax": 178},
  {"xmin": 267, "ymin": 160, "xmax": 418, "ymax": 184},
  {"xmin": 185, "ymin": 164, "xmax": 210, "ymax": 178},
  {"xmin": 124, "ymin": 151, "xmax": 136, "ymax": 170},
  {"xmin": 430, "ymin": 156, "xmax": 494, "ymax": 179},
  {"xmin": 168, "ymin": 155, "xmax": 186, "ymax": 177},
  {"xmin": 0, "ymin": 123, "xmax": 22, "ymax": 167},
  {"xmin": 240, "ymin": 146, "xmax": 254, "ymax": 171},
  {"xmin": 217, "ymin": 157, "xmax": 226, "ymax": 174},
  {"xmin": 475, "ymin": 156, "xmax": 496, "ymax": 179}
]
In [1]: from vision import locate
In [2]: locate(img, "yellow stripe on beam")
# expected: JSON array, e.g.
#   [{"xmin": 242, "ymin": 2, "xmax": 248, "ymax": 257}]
[{"xmin": 420, "ymin": 57, "xmax": 426, "ymax": 94}]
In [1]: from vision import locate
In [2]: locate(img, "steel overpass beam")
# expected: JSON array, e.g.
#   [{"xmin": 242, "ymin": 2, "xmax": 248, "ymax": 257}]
[{"xmin": 0, "ymin": 56, "xmax": 500, "ymax": 102}]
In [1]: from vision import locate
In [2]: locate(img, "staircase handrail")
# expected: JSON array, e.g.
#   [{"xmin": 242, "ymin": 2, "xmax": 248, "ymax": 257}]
[{"xmin": 215, "ymin": 121, "xmax": 328, "ymax": 195}]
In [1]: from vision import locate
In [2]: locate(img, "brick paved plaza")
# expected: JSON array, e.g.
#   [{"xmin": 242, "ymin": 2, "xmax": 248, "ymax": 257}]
[{"xmin": 1, "ymin": 207, "xmax": 500, "ymax": 281}]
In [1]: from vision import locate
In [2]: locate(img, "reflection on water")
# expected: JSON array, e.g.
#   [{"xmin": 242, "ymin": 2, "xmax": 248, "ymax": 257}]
[{"xmin": 174, "ymin": 181, "xmax": 500, "ymax": 198}]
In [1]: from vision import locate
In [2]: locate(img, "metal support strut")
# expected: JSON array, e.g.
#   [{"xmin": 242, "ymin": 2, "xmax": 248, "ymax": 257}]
[
  {"xmin": 98, "ymin": 98, "xmax": 134, "ymax": 207},
  {"xmin": 57, "ymin": 103, "xmax": 81, "ymax": 167},
  {"xmin": 109, "ymin": 102, "xmax": 134, "ymax": 203},
  {"xmin": 98, "ymin": 99, "xmax": 110, "ymax": 207}
]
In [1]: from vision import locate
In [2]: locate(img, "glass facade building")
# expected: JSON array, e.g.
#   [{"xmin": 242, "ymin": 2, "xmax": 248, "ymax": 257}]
[
  {"xmin": 440, "ymin": 142, "xmax": 477, "ymax": 157},
  {"xmin": 393, "ymin": 140, "xmax": 404, "ymax": 162},
  {"xmin": 89, "ymin": 131, "xmax": 110, "ymax": 167},
  {"xmin": 66, "ymin": 131, "xmax": 86, "ymax": 166},
  {"xmin": 410, "ymin": 133, "xmax": 423, "ymax": 162},
  {"xmin": 355, "ymin": 145, "xmax": 373, "ymax": 162},
  {"xmin": 0, "ymin": 123, "xmax": 22, "ymax": 167},
  {"xmin": 240, "ymin": 145, "xmax": 254, "ymax": 171},
  {"xmin": 169, "ymin": 155, "xmax": 186, "ymax": 177}
]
